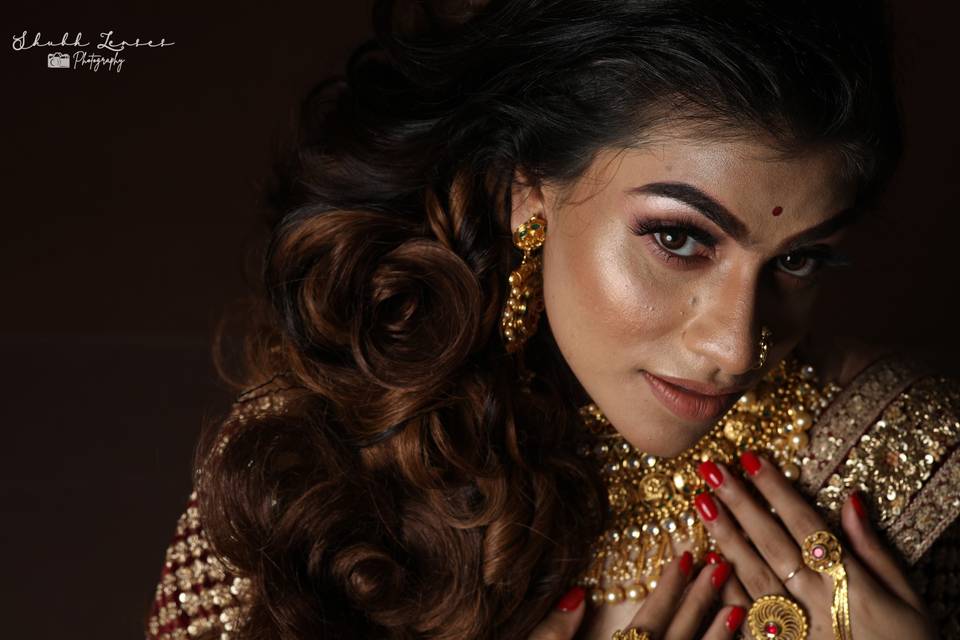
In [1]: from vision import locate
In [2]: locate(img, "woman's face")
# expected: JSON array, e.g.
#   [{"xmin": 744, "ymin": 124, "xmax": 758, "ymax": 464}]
[{"xmin": 510, "ymin": 126, "xmax": 858, "ymax": 456}]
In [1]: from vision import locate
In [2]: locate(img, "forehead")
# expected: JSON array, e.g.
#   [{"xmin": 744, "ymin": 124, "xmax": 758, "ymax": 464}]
[{"xmin": 576, "ymin": 127, "xmax": 856, "ymax": 243}]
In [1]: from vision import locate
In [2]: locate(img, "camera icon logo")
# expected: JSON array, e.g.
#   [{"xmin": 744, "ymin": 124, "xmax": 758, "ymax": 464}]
[{"xmin": 47, "ymin": 52, "xmax": 71, "ymax": 69}]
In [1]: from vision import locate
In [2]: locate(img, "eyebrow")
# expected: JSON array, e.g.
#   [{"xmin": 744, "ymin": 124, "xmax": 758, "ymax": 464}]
[{"xmin": 626, "ymin": 181, "xmax": 862, "ymax": 253}]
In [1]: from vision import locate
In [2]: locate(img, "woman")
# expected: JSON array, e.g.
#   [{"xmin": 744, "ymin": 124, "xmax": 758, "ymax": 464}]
[{"xmin": 145, "ymin": 1, "xmax": 960, "ymax": 638}]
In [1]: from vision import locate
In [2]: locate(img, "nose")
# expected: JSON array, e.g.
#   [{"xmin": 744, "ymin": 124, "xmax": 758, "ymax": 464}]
[{"xmin": 682, "ymin": 265, "xmax": 763, "ymax": 377}]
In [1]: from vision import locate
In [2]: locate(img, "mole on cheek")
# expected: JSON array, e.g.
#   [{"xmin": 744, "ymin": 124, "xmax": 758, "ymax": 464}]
[{"xmin": 772, "ymin": 206, "xmax": 783, "ymax": 216}]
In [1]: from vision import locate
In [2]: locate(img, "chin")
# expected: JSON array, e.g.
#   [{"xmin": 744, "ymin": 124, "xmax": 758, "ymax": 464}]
[
  {"xmin": 616, "ymin": 418, "xmax": 711, "ymax": 457},
  {"xmin": 596, "ymin": 370, "xmax": 740, "ymax": 456}
]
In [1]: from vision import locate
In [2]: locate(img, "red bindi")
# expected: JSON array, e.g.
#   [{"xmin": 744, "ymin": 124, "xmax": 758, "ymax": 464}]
[{"xmin": 772, "ymin": 206, "xmax": 783, "ymax": 216}]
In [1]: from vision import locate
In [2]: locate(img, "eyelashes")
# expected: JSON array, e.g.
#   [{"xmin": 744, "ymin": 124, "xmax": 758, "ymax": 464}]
[
  {"xmin": 628, "ymin": 215, "xmax": 854, "ymax": 280},
  {"xmin": 629, "ymin": 218, "xmax": 717, "ymax": 254}
]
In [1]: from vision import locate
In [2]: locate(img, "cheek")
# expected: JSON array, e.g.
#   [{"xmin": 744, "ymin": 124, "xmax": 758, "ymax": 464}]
[
  {"xmin": 541, "ymin": 227, "xmax": 677, "ymax": 357},
  {"xmin": 753, "ymin": 279, "xmax": 823, "ymax": 364},
  {"xmin": 766, "ymin": 280, "xmax": 821, "ymax": 331}
]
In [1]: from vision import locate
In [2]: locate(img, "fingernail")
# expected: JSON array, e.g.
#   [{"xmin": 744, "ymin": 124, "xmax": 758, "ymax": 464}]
[
  {"xmin": 705, "ymin": 550, "xmax": 723, "ymax": 565},
  {"xmin": 740, "ymin": 450, "xmax": 762, "ymax": 477},
  {"xmin": 555, "ymin": 586, "xmax": 585, "ymax": 612},
  {"xmin": 726, "ymin": 605, "xmax": 746, "ymax": 632},
  {"xmin": 679, "ymin": 551, "xmax": 693, "ymax": 576},
  {"xmin": 695, "ymin": 492, "xmax": 718, "ymax": 521},
  {"xmin": 697, "ymin": 460, "xmax": 724, "ymax": 488},
  {"xmin": 711, "ymin": 561, "xmax": 732, "ymax": 589},
  {"xmin": 850, "ymin": 490, "xmax": 867, "ymax": 520}
]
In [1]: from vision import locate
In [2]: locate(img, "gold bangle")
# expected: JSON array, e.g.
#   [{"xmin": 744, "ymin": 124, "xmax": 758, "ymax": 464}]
[
  {"xmin": 802, "ymin": 530, "xmax": 852, "ymax": 640},
  {"xmin": 747, "ymin": 594, "xmax": 809, "ymax": 640},
  {"xmin": 611, "ymin": 628, "xmax": 651, "ymax": 640}
]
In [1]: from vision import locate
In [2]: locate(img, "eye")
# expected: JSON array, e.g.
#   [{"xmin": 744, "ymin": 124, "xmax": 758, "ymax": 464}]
[
  {"xmin": 777, "ymin": 252, "xmax": 817, "ymax": 278},
  {"xmin": 630, "ymin": 216, "xmax": 853, "ymax": 280},
  {"xmin": 629, "ymin": 218, "xmax": 716, "ymax": 265},
  {"xmin": 774, "ymin": 246, "xmax": 852, "ymax": 283},
  {"xmin": 654, "ymin": 228, "xmax": 701, "ymax": 257}
]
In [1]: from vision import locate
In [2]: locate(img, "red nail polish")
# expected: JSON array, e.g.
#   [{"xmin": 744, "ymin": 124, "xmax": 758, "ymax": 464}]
[
  {"xmin": 850, "ymin": 491, "xmax": 867, "ymax": 519},
  {"xmin": 726, "ymin": 605, "xmax": 746, "ymax": 632},
  {"xmin": 740, "ymin": 450, "xmax": 762, "ymax": 476},
  {"xmin": 695, "ymin": 492, "xmax": 718, "ymax": 521},
  {"xmin": 704, "ymin": 551, "xmax": 723, "ymax": 565},
  {"xmin": 555, "ymin": 586, "xmax": 585, "ymax": 612},
  {"xmin": 679, "ymin": 551, "xmax": 693, "ymax": 576},
  {"xmin": 711, "ymin": 561, "xmax": 732, "ymax": 589},
  {"xmin": 697, "ymin": 460, "xmax": 724, "ymax": 488}
]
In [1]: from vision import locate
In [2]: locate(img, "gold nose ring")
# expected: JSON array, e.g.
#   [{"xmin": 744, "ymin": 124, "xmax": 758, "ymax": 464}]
[{"xmin": 752, "ymin": 325, "xmax": 773, "ymax": 370}]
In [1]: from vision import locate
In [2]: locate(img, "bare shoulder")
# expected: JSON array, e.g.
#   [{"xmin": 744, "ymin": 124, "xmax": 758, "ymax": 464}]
[{"xmin": 793, "ymin": 331, "xmax": 899, "ymax": 388}]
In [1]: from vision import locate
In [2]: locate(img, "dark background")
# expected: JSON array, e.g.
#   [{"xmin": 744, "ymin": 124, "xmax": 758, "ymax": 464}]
[{"xmin": 1, "ymin": 2, "xmax": 957, "ymax": 638}]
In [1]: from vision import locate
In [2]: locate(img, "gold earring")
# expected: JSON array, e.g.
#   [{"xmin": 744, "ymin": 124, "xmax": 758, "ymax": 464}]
[
  {"xmin": 500, "ymin": 213, "xmax": 547, "ymax": 353},
  {"xmin": 752, "ymin": 325, "xmax": 773, "ymax": 370}
]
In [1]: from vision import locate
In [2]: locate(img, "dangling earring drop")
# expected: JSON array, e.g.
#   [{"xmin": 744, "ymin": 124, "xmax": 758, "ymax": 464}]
[{"xmin": 499, "ymin": 214, "xmax": 547, "ymax": 354}]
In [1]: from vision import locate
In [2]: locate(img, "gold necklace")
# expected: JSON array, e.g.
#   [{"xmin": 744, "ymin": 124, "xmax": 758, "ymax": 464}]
[{"xmin": 574, "ymin": 354, "xmax": 842, "ymax": 606}]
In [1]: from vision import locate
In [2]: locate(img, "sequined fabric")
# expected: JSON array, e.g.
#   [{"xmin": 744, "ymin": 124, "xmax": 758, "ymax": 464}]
[
  {"xmin": 801, "ymin": 354, "xmax": 960, "ymax": 564},
  {"xmin": 144, "ymin": 355, "xmax": 960, "ymax": 639},
  {"xmin": 145, "ymin": 491, "xmax": 253, "ymax": 640},
  {"xmin": 145, "ymin": 379, "xmax": 291, "ymax": 640}
]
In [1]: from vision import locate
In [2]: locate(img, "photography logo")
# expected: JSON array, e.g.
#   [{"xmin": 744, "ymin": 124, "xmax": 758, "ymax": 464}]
[
  {"xmin": 12, "ymin": 30, "xmax": 175, "ymax": 73},
  {"xmin": 47, "ymin": 51, "xmax": 70, "ymax": 68}
]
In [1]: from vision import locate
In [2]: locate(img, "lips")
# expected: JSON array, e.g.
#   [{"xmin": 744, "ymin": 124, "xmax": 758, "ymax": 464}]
[{"xmin": 642, "ymin": 371, "xmax": 742, "ymax": 422}]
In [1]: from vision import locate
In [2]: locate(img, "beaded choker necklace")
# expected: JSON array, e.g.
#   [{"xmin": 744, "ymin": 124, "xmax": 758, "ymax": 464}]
[{"xmin": 574, "ymin": 354, "xmax": 842, "ymax": 606}]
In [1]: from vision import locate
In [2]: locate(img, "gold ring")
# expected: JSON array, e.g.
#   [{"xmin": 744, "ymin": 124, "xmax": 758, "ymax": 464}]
[
  {"xmin": 746, "ymin": 594, "xmax": 808, "ymax": 640},
  {"xmin": 801, "ymin": 530, "xmax": 843, "ymax": 572},
  {"xmin": 611, "ymin": 628, "xmax": 651, "ymax": 640},
  {"xmin": 782, "ymin": 564, "xmax": 803, "ymax": 583},
  {"xmin": 802, "ymin": 530, "xmax": 852, "ymax": 639}
]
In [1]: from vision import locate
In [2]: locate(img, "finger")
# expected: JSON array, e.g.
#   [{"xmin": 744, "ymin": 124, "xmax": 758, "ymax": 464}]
[
  {"xmin": 719, "ymin": 575, "xmax": 756, "ymax": 640},
  {"xmin": 702, "ymin": 552, "xmax": 753, "ymax": 608},
  {"xmin": 737, "ymin": 452, "xmax": 879, "ymax": 596},
  {"xmin": 625, "ymin": 551, "xmax": 693, "ymax": 638},
  {"xmin": 737, "ymin": 451, "xmax": 828, "ymax": 545},
  {"xmin": 664, "ymin": 560, "xmax": 732, "ymax": 640},
  {"xmin": 700, "ymin": 605, "xmax": 748, "ymax": 640},
  {"xmin": 693, "ymin": 484, "xmax": 794, "ymax": 600},
  {"xmin": 527, "ymin": 586, "xmax": 586, "ymax": 640},
  {"xmin": 720, "ymin": 571, "xmax": 751, "ymax": 609},
  {"xmin": 841, "ymin": 490, "xmax": 924, "ymax": 610},
  {"xmin": 700, "ymin": 457, "xmax": 822, "ymax": 597}
]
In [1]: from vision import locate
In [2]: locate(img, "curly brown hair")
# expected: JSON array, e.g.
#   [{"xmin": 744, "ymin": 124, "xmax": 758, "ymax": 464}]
[{"xmin": 193, "ymin": 0, "xmax": 900, "ymax": 637}]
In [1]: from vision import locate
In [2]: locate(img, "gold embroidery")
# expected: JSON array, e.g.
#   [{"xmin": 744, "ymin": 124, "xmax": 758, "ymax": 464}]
[
  {"xmin": 145, "ymin": 379, "xmax": 290, "ymax": 640},
  {"xmin": 798, "ymin": 354, "xmax": 932, "ymax": 496},
  {"xmin": 145, "ymin": 491, "xmax": 253, "ymax": 639},
  {"xmin": 896, "ymin": 443, "xmax": 960, "ymax": 564},
  {"xmin": 810, "ymin": 370, "xmax": 960, "ymax": 564}
]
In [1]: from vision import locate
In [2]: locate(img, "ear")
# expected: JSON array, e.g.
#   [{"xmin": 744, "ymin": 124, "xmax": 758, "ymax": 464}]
[{"xmin": 509, "ymin": 167, "xmax": 550, "ymax": 233}]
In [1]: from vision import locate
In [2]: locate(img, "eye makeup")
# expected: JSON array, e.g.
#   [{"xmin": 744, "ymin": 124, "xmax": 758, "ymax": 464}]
[{"xmin": 628, "ymin": 214, "xmax": 854, "ymax": 280}]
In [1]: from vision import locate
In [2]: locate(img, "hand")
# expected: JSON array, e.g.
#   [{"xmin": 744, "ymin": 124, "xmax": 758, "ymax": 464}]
[
  {"xmin": 694, "ymin": 451, "xmax": 937, "ymax": 640},
  {"xmin": 528, "ymin": 554, "xmax": 751, "ymax": 640}
]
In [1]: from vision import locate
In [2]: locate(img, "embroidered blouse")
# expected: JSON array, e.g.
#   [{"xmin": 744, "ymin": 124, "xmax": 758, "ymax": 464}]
[{"xmin": 143, "ymin": 352, "xmax": 960, "ymax": 639}]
